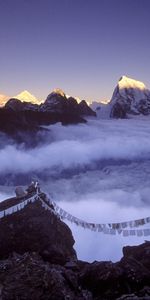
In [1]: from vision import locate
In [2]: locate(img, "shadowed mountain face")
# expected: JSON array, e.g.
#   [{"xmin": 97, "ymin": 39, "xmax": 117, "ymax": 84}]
[{"xmin": 5, "ymin": 91, "xmax": 96, "ymax": 117}]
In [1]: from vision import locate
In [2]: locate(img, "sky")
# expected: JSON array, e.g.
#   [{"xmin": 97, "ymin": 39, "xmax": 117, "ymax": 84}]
[{"xmin": 0, "ymin": 0, "xmax": 150, "ymax": 102}]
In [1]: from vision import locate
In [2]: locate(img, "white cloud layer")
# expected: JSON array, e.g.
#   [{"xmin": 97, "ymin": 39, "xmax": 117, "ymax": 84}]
[
  {"xmin": 1, "ymin": 118, "xmax": 150, "ymax": 173},
  {"xmin": 0, "ymin": 117, "xmax": 150, "ymax": 262}
]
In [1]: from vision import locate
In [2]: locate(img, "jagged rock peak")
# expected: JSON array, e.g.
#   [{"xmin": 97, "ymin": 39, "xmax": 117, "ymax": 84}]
[
  {"xmin": 45, "ymin": 88, "xmax": 66, "ymax": 103},
  {"xmin": 14, "ymin": 90, "xmax": 40, "ymax": 104},
  {"xmin": 52, "ymin": 88, "xmax": 66, "ymax": 97}
]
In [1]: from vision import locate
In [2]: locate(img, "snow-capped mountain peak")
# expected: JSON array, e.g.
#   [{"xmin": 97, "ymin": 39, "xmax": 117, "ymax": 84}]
[
  {"xmin": 110, "ymin": 75, "xmax": 150, "ymax": 117},
  {"xmin": 52, "ymin": 88, "xmax": 66, "ymax": 97},
  {"xmin": 111, "ymin": 75, "xmax": 150, "ymax": 104},
  {"xmin": 118, "ymin": 75, "xmax": 146, "ymax": 91},
  {"xmin": 14, "ymin": 90, "xmax": 40, "ymax": 104},
  {"xmin": 0, "ymin": 94, "xmax": 10, "ymax": 107}
]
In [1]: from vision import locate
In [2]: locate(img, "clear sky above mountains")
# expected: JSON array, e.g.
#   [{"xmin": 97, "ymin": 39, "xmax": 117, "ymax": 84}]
[{"xmin": 0, "ymin": 0, "xmax": 150, "ymax": 102}]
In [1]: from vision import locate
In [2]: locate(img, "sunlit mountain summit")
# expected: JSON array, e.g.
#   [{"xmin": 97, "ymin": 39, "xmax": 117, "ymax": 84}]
[
  {"xmin": 110, "ymin": 75, "xmax": 150, "ymax": 117},
  {"xmin": 0, "ymin": 94, "xmax": 9, "ymax": 107},
  {"xmin": 0, "ymin": 90, "xmax": 41, "ymax": 107},
  {"xmin": 52, "ymin": 88, "xmax": 66, "ymax": 97},
  {"xmin": 117, "ymin": 75, "xmax": 146, "ymax": 91},
  {"xmin": 91, "ymin": 75, "xmax": 150, "ymax": 118},
  {"xmin": 14, "ymin": 90, "xmax": 41, "ymax": 104},
  {"xmin": 111, "ymin": 75, "xmax": 149, "ymax": 104},
  {"xmin": 1, "ymin": 75, "xmax": 150, "ymax": 119}
]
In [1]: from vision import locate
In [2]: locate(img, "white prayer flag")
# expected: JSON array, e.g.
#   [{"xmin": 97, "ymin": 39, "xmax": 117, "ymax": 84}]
[
  {"xmin": 110, "ymin": 229, "xmax": 116, "ymax": 235},
  {"xmin": 136, "ymin": 229, "xmax": 143, "ymax": 237},
  {"xmin": 146, "ymin": 217, "xmax": 150, "ymax": 223},
  {"xmin": 143, "ymin": 229, "xmax": 150, "ymax": 236},
  {"xmin": 98, "ymin": 225, "xmax": 103, "ymax": 232},
  {"xmin": 103, "ymin": 228, "xmax": 110, "ymax": 234},
  {"xmin": 121, "ymin": 222, "xmax": 127, "ymax": 229},
  {"xmin": 123, "ymin": 230, "xmax": 129, "ymax": 237},
  {"xmin": 129, "ymin": 230, "xmax": 136, "ymax": 236}
]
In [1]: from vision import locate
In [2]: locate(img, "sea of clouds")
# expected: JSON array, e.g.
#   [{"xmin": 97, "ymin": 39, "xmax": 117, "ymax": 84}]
[{"xmin": 0, "ymin": 117, "xmax": 150, "ymax": 262}]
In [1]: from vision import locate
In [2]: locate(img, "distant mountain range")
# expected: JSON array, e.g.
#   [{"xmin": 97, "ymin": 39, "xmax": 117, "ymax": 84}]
[
  {"xmin": 0, "ymin": 89, "xmax": 96, "ymax": 145},
  {"xmin": 5, "ymin": 89, "xmax": 95, "ymax": 117},
  {"xmin": 1, "ymin": 75, "xmax": 150, "ymax": 123},
  {"xmin": 15, "ymin": 90, "xmax": 42, "ymax": 104},
  {"xmin": 0, "ymin": 90, "xmax": 41, "ymax": 107}
]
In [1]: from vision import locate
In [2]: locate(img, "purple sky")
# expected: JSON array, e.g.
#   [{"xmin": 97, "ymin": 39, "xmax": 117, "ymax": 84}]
[{"xmin": 0, "ymin": 0, "xmax": 150, "ymax": 102}]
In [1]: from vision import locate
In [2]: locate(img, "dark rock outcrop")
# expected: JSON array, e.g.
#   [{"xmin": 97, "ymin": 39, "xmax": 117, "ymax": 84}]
[
  {"xmin": 0, "ymin": 194, "xmax": 150, "ymax": 299},
  {"xmin": 79, "ymin": 241, "xmax": 150, "ymax": 299},
  {"xmin": 0, "ymin": 197, "xmax": 76, "ymax": 265},
  {"xmin": 0, "ymin": 252, "xmax": 92, "ymax": 300}
]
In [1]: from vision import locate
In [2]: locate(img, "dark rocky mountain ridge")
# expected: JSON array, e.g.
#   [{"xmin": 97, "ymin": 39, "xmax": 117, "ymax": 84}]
[
  {"xmin": 0, "ymin": 90, "xmax": 95, "ymax": 146},
  {"xmin": 0, "ymin": 194, "xmax": 149, "ymax": 299}
]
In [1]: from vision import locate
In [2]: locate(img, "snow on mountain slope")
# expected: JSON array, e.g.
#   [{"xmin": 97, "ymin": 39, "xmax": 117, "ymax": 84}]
[
  {"xmin": 118, "ymin": 75, "xmax": 146, "ymax": 90},
  {"xmin": 0, "ymin": 94, "xmax": 9, "ymax": 107},
  {"xmin": 111, "ymin": 75, "xmax": 149, "ymax": 102},
  {"xmin": 14, "ymin": 90, "xmax": 41, "ymax": 104},
  {"xmin": 90, "ymin": 101, "xmax": 111, "ymax": 119},
  {"xmin": 110, "ymin": 76, "xmax": 150, "ymax": 118}
]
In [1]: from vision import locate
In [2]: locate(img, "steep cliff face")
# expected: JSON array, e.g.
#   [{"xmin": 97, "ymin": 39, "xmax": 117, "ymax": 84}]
[{"xmin": 110, "ymin": 76, "xmax": 150, "ymax": 118}]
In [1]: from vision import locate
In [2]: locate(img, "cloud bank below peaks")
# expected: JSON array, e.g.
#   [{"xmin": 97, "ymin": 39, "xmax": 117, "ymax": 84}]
[{"xmin": 1, "ymin": 118, "xmax": 150, "ymax": 174}]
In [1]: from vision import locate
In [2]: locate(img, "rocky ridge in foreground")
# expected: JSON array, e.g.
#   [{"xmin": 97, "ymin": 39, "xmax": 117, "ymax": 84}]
[{"xmin": 0, "ymin": 195, "xmax": 150, "ymax": 299}]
